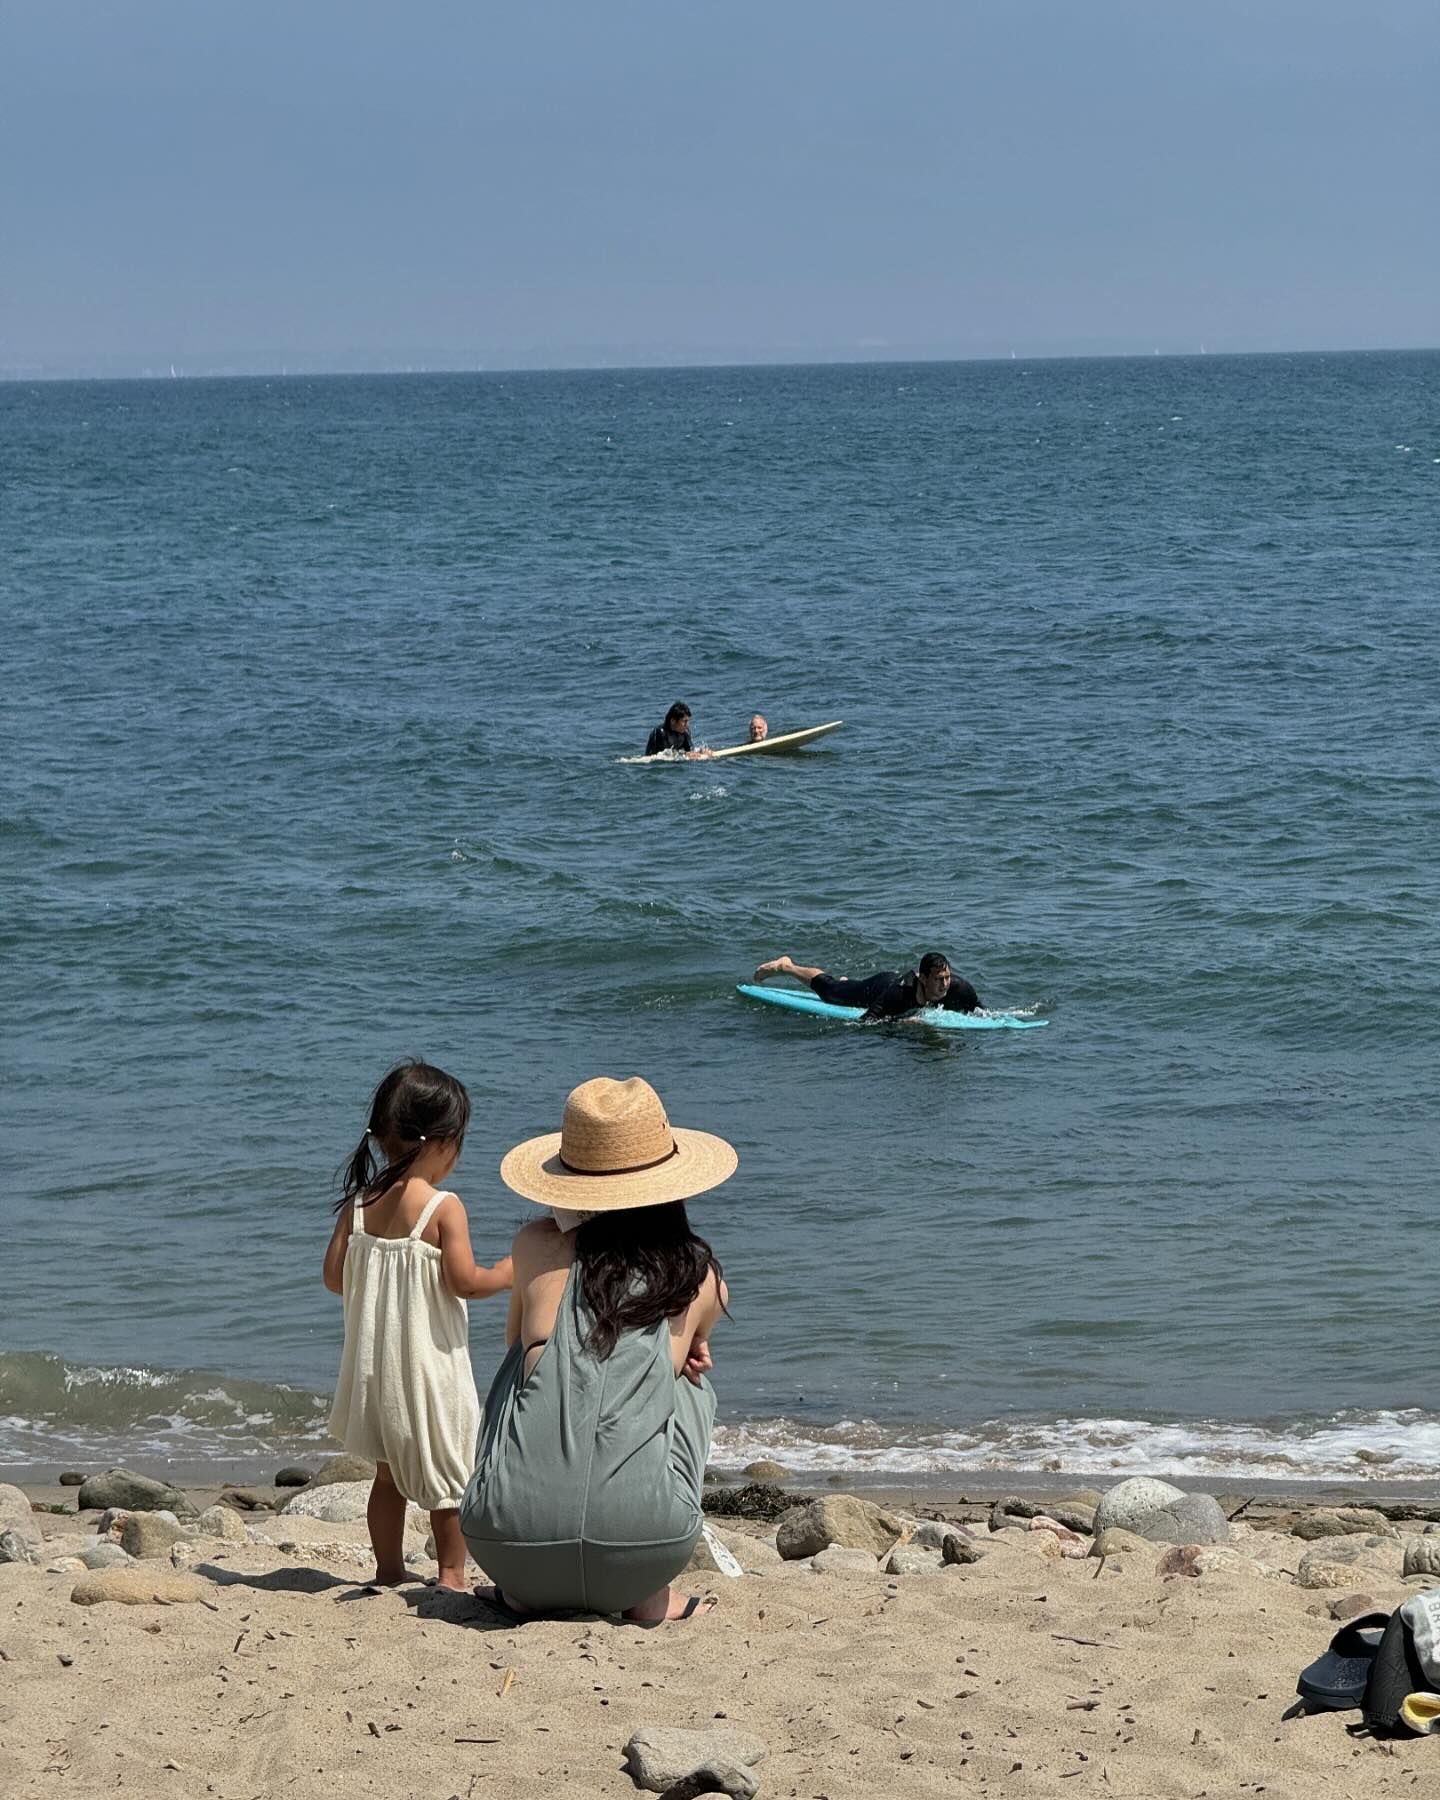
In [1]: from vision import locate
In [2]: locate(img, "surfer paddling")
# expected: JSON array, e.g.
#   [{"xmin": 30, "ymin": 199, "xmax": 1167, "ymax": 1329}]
[
  {"xmin": 751, "ymin": 951, "xmax": 982, "ymax": 1020},
  {"xmin": 645, "ymin": 701, "xmax": 712, "ymax": 760}
]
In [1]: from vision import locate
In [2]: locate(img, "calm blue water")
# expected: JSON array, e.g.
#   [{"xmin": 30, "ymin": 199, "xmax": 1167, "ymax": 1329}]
[{"xmin": 3, "ymin": 353, "xmax": 1439, "ymax": 1482}]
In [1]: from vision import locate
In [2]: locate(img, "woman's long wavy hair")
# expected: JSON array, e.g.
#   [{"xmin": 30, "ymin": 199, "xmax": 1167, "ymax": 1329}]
[
  {"xmin": 334, "ymin": 1060, "xmax": 471, "ymax": 1215},
  {"xmin": 573, "ymin": 1201, "xmax": 724, "ymax": 1359}
]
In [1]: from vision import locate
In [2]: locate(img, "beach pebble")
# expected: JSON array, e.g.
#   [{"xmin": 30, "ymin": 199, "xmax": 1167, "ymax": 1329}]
[
  {"xmin": 1402, "ymin": 1537, "xmax": 1440, "ymax": 1578},
  {"xmin": 47, "ymin": 1557, "xmax": 86, "ymax": 1574},
  {"xmin": 273, "ymin": 1466, "xmax": 314, "ymax": 1487},
  {"xmin": 809, "ymin": 1545, "xmax": 881, "ymax": 1575},
  {"xmin": 1297, "ymin": 1537, "xmax": 1397, "ymax": 1589},
  {"xmin": 218, "ymin": 1490, "xmax": 268, "ymax": 1512},
  {"xmin": 622, "ymin": 1726, "xmax": 767, "ymax": 1794},
  {"xmin": 196, "ymin": 1504, "xmax": 249, "ymax": 1544},
  {"xmin": 0, "ymin": 1484, "xmax": 43, "ymax": 1554},
  {"xmin": 988, "ymin": 1525, "xmax": 1063, "ymax": 1559},
  {"xmin": 1292, "ymin": 1507, "xmax": 1396, "ymax": 1541},
  {"xmin": 0, "ymin": 1529, "xmax": 38, "ymax": 1565},
  {"xmin": 296, "ymin": 1455, "xmax": 375, "ymax": 1491},
  {"xmin": 775, "ymin": 1495, "xmax": 906, "ymax": 1561},
  {"xmin": 1093, "ymin": 1477, "xmax": 1230, "ymax": 1546},
  {"xmin": 942, "ymin": 1532, "xmax": 985, "ymax": 1566},
  {"xmin": 1155, "ymin": 1543, "xmax": 1267, "ymax": 1580},
  {"xmin": 741, "ymin": 1459, "xmax": 791, "ymax": 1481},
  {"xmin": 908, "ymin": 1519, "xmax": 970, "ymax": 1551},
  {"xmin": 77, "ymin": 1469, "xmax": 196, "ymax": 1518},
  {"xmin": 1326, "ymin": 1592, "xmax": 1380, "ymax": 1622},
  {"xmin": 121, "ymin": 1514, "xmax": 192, "ymax": 1559},
  {"xmin": 58, "ymin": 1471, "xmax": 86, "ymax": 1487},
  {"xmin": 1090, "ymin": 1528, "xmax": 1153, "ymax": 1559},
  {"xmin": 70, "ymin": 1568, "xmax": 212, "ymax": 1607},
  {"xmin": 78, "ymin": 1543, "xmax": 133, "ymax": 1571},
  {"xmin": 886, "ymin": 1545, "xmax": 944, "ymax": 1575},
  {"xmin": 278, "ymin": 1481, "xmax": 372, "ymax": 1523}
]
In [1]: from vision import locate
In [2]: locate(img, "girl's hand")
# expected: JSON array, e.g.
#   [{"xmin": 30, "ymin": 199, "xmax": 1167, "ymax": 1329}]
[{"xmin": 683, "ymin": 1337, "xmax": 713, "ymax": 1386}]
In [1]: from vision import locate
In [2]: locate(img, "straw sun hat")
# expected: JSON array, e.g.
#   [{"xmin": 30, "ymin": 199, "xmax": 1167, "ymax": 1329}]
[{"xmin": 499, "ymin": 1076, "xmax": 738, "ymax": 1212}]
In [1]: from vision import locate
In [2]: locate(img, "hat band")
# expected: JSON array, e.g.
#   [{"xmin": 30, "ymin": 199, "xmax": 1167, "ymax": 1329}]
[{"xmin": 556, "ymin": 1140, "xmax": 679, "ymax": 1178}]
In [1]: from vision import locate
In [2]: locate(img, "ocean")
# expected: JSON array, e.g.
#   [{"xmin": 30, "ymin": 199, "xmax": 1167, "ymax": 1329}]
[{"xmin": 3, "ymin": 352, "xmax": 1438, "ymax": 1486}]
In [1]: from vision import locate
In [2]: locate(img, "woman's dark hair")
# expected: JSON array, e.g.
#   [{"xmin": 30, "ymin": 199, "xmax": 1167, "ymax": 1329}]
[
  {"xmin": 573, "ymin": 1201, "xmax": 723, "ymax": 1359},
  {"xmin": 665, "ymin": 701, "xmax": 692, "ymax": 727},
  {"xmin": 335, "ymin": 1060, "xmax": 471, "ymax": 1214},
  {"xmin": 918, "ymin": 951, "xmax": 951, "ymax": 978}
]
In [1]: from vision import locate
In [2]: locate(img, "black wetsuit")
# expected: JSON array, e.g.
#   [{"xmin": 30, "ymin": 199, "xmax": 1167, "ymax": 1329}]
[
  {"xmin": 809, "ymin": 968, "xmax": 982, "ymax": 1020},
  {"xmin": 645, "ymin": 724, "xmax": 694, "ymax": 756}
]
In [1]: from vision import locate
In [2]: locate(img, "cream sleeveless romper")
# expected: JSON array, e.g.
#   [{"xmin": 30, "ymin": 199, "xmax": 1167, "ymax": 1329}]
[{"xmin": 329, "ymin": 1191, "xmax": 482, "ymax": 1512}]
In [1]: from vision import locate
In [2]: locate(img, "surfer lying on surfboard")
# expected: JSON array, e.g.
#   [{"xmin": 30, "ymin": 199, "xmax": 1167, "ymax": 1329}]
[{"xmin": 751, "ymin": 951, "xmax": 982, "ymax": 1021}]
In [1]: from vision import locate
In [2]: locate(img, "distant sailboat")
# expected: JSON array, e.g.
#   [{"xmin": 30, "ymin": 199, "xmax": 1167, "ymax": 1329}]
[{"xmin": 169, "ymin": 363, "xmax": 178, "ymax": 379}]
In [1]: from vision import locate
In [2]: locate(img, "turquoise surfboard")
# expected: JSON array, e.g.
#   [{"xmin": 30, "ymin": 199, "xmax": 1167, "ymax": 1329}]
[{"xmin": 735, "ymin": 983, "xmax": 1047, "ymax": 1031}]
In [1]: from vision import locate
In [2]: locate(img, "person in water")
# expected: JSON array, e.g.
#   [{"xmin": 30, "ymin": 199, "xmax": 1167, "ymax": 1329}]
[
  {"xmin": 751, "ymin": 949, "xmax": 982, "ymax": 1018},
  {"xmin": 461, "ymin": 1076, "xmax": 735, "ymax": 1625},
  {"xmin": 748, "ymin": 713, "xmax": 768, "ymax": 743},
  {"xmin": 645, "ymin": 702, "xmax": 711, "ymax": 759}
]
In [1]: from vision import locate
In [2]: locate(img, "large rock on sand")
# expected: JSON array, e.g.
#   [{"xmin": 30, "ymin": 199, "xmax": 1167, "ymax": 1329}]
[
  {"xmin": 120, "ymin": 1514, "xmax": 192, "ymax": 1559},
  {"xmin": 71, "ymin": 1569, "xmax": 211, "ymax": 1607},
  {"xmin": 1297, "ymin": 1537, "xmax": 1397, "ymax": 1590},
  {"xmin": 77, "ymin": 1469, "xmax": 196, "ymax": 1518},
  {"xmin": 0, "ymin": 1484, "xmax": 43, "ymax": 1554},
  {"xmin": 296, "ymin": 1455, "xmax": 375, "ymax": 1491},
  {"xmin": 623, "ymin": 1727, "xmax": 767, "ymax": 1795},
  {"xmin": 1093, "ymin": 1477, "xmax": 1229, "ymax": 1546},
  {"xmin": 776, "ymin": 1496, "xmax": 906, "ymax": 1561},
  {"xmin": 196, "ymin": 1505, "xmax": 249, "ymax": 1544},
  {"xmin": 1292, "ymin": 1507, "xmax": 1396, "ymax": 1541}
]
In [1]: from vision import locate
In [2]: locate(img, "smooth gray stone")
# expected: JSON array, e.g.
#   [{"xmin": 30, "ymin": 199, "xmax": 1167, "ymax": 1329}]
[
  {"xmin": 76, "ymin": 1469, "xmax": 197, "ymax": 1518},
  {"xmin": 623, "ymin": 1728, "xmax": 767, "ymax": 1795},
  {"xmin": 0, "ymin": 1529, "xmax": 37, "ymax": 1565}
]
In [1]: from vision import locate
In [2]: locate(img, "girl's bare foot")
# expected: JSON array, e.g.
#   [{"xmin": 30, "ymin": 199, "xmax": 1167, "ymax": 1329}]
[
  {"xmin": 434, "ymin": 1565, "xmax": 469, "ymax": 1592},
  {"xmin": 368, "ymin": 1566, "xmax": 410, "ymax": 1586}
]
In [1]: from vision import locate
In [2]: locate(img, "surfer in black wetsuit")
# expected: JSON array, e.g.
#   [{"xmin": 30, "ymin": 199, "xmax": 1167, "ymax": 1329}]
[
  {"xmin": 751, "ymin": 951, "xmax": 982, "ymax": 1019},
  {"xmin": 645, "ymin": 701, "xmax": 712, "ymax": 760}
]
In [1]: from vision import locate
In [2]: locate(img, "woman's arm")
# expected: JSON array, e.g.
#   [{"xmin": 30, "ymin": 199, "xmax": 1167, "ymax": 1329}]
[
  {"xmin": 322, "ymin": 1208, "xmax": 353, "ymax": 1294},
  {"xmin": 681, "ymin": 1272, "xmax": 729, "ymax": 1384},
  {"xmin": 436, "ymin": 1195, "xmax": 514, "ymax": 1300}
]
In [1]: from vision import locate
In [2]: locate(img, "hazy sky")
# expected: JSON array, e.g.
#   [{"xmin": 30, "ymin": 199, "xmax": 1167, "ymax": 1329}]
[{"xmin": 3, "ymin": 0, "xmax": 1438, "ymax": 366}]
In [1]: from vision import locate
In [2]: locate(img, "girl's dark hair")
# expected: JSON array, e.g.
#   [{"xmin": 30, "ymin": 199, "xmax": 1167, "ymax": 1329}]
[
  {"xmin": 665, "ymin": 701, "xmax": 692, "ymax": 726},
  {"xmin": 573, "ymin": 1201, "xmax": 723, "ymax": 1359},
  {"xmin": 335, "ymin": 1060, "xmax": 471, "ymax": 1215}
]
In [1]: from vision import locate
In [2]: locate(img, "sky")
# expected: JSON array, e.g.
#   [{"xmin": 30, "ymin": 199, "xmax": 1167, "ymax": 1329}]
[{"xmin": 2, "ymin": 0, "xmax": 1438, "ymax": 371}]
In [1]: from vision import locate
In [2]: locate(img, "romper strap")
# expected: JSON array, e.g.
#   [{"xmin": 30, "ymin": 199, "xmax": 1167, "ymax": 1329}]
[
  {"xmin": 409, "ymin": 1191, "xmax": 450, "ymax": 1240},
  {"xmin": 351, "ymin": 1201, "xmax": 367, "ymax": 1235}
]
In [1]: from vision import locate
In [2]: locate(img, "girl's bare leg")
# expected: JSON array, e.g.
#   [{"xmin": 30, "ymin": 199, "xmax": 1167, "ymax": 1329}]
[
  {"xmin": 366, "ymin": 1463, "xmax": 409, "ymax": 1584},
  {"xmin": 429, "ymin": 1508, "xmax": 469, "ymax": 1592}
]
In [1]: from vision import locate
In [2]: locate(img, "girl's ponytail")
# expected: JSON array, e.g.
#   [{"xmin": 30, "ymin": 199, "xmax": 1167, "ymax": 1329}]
[{"xmin": 337, "ymin": 1130, "xmax": 378, "ymax": 1216}]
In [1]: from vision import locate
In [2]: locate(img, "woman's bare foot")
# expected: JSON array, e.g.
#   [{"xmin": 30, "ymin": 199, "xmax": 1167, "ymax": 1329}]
[{"xmin": 623, "ymin": 1587, "xmax": 717, "ymax": 1624}]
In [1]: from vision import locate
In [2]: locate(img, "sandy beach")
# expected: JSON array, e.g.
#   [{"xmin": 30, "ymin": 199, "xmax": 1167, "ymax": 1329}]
[{"xmin": 4, "ymin": 1470, "xmax": 1439, "ymax": 1799}]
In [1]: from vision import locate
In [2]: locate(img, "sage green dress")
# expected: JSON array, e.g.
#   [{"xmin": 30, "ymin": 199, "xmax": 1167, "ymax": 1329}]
[{"xmin": 460, "ymin": 1265, "xmax": 715, "ymax": 1614}]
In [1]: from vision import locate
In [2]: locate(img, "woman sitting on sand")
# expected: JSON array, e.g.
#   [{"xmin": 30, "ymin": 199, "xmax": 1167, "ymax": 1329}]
[{"xmin": 460, "ymin": 1076, "xmax": 735, "ymax": 1624}]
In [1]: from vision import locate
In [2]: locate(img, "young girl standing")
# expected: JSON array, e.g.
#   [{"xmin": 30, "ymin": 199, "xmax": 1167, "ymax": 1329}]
[{"xmin": 323, "ymin": 1060, "xmax": 512, "ymax": 1591}]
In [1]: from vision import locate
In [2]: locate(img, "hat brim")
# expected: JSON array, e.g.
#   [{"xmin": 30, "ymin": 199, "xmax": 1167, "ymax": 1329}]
[{"xmin": 500, "ymin": 1126, "xmax": 737, "ymax": 1212}]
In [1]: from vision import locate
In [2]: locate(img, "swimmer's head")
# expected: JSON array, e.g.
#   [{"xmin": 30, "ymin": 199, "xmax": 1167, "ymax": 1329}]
[
  {"xmin": 917, "ymin": 951, "xmax": 952, "ymax": 1003},
  {"xmin": 748, "ymin": 714, "xmax": 768, "ymax": 743},
  {"xmin": 665, "ymin": 701, "xmax": 692, "ymax": 730}
]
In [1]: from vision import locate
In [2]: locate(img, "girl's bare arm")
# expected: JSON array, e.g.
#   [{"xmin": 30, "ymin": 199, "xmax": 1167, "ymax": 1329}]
[
  {"xmin": 436, "ymin": 1195, "xmax": 513, "ymax": 1300},
  {"xmin": 322, "ymin": 1209, "xmax": 353, "ymax": 1294}
]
